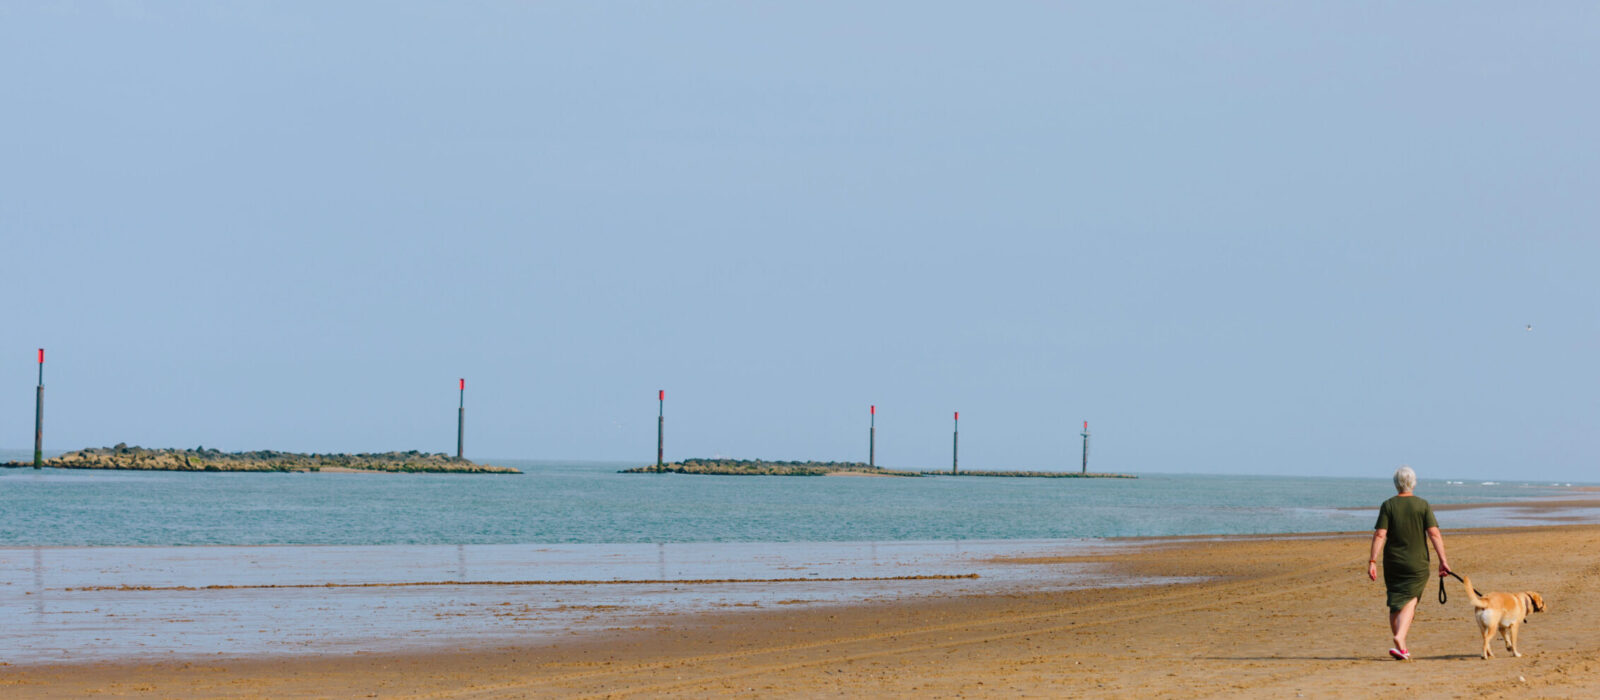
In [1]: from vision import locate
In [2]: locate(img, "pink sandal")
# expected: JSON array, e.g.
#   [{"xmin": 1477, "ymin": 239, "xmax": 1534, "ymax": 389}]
[{"xmin": 1388, "ymin": 648, "xmax": 1410, "ymax": 661}]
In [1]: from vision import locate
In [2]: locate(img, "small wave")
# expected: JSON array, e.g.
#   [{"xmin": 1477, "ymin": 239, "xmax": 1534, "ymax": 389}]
[{"xmin": 1481, "ymin": 481, "xmax": 1499, "ymax": 486}]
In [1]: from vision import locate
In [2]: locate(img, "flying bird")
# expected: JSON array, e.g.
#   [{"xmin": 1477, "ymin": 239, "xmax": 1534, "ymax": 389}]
[{"xmin": 1526, "ymin": 324, "xmax": 1533, "ymax": 331}]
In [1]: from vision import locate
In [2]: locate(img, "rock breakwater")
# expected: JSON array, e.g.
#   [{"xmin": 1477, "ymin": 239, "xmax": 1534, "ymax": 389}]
[{"xmin": 5, "ymin": 444, "xmax": 519, "ymax": 473}]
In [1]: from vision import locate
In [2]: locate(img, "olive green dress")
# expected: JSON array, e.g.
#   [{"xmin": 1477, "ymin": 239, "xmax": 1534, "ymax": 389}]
[{"xmin": 1375, "ymin": 495, "xmax": 1438, "ymax": 611}]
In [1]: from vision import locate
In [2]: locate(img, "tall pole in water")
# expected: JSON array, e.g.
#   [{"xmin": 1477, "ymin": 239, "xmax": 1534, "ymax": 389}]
[
  {"xmin": 34, "ymin": 349, "xmax": 44, "ymax": 469},
  {"xmin": 868, "ymin": 405, "xmax": 876, "ymax": 468},
  {"xmin": 456, "ymin": 378, "xmax": 465, "ymax": 460},
  {"xmin": 656, "ymin": 390, "xmax": 665, "ymax": 472},
  {"xmin": 1080, "ymin": 420, "xmax": 1090, "ymax": 475},
  {"xmin": 952, "ymin": 411, "xmax": 959, "ymax": 474}
]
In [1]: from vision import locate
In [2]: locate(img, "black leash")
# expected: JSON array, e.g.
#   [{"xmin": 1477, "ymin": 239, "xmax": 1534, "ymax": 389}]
[{"xmin": 1438, "ymin": 569, "xmax": 1484, "ymax": 605}]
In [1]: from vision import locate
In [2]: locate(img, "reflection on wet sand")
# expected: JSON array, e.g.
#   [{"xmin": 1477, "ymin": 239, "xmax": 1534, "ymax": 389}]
[{"xmin": 0, "ymin": 539, "xmax": 1160, "ymax": 665}]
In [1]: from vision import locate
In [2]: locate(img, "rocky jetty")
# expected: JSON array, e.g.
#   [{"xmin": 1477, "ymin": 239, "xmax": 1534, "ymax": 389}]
[
  {"xmin": 622, "ymin": 458, "xmax": 1135, "ymax": 478},
  {"xmin": 923, "ymin": 469, "xmax": 1137, "ymax": 478},
  {"xmin": 7, "ymin": 444, "xmax": 519, "ymax": 474},
  {"xmin": 622, "ymin": 458, "xmax": 921, "ymax": 477}
]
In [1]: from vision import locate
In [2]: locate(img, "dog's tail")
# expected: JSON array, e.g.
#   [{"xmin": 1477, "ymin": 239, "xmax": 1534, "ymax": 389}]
[{"xmin": 1462, "ymin": 575, "xmax": 1489, "ymax": 610}]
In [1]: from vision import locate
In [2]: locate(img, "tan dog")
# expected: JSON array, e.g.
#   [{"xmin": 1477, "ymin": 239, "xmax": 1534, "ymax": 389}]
[{"xmin": 1461, "ymin": 575, "xmax": 1545, "ymax": 659}]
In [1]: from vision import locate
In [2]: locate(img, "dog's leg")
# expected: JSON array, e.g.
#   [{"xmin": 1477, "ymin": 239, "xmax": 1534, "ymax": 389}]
[
  {"xmin": 1507, "ymin": 622, "xmax": 1521, "ymax": 658},
  {"xmin": 1480, "ymin": 619, "xmax": 1495, "ymax": 659}
]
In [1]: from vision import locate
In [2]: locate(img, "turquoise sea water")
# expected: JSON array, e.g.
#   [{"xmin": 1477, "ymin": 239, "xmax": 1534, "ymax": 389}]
[
  {"xmin": 0, "ymin": 459, "xmax": 1586, "ymax": 547},
  {"xmin": 2, "ymin": 460, "xmax": 1595, "ymax": 663}
]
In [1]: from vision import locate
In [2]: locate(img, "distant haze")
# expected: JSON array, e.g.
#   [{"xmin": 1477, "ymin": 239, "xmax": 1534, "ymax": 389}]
[{"xmin": 4, "ymin": 3, "xmax": 1595, "ymax": 481}]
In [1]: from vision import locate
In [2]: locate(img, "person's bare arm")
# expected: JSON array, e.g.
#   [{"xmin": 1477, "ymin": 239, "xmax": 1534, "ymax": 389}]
[
  {"xmin": 1368, "ymin": 529, "xmax": 1386, "ymax": 581},
  {"xmin": 1427, "ymin": 526, "xmax": 1450, "ymax": 576}
]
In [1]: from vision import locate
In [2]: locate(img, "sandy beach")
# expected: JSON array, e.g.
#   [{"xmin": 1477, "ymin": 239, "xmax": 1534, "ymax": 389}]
[{"xmin": 4, "ymin": 521, "xmax": 1597, "ymax": 699}]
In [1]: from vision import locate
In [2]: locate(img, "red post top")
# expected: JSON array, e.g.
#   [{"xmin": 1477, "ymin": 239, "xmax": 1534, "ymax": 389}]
[
  {"xmin": 38, "ymin": 348, "xmax": 44, "ymax": 364},
  {"xmin": 659, "ymin": 390, "xmax": 664, "ymax": 401},
  {"xmin": 870, "ymin": 405, "xmax": 875, "ymax": 415},
  {"xmin": 1084, "ymin": 421, "xmax": 1088, "ymax": 430},
  {"xmin": 954, "ymin": 411, "xmax": 959, "ymax": 421},
  {"xmin": 459, "ymin": 378, "xmax": 464, "ymax": 391}
]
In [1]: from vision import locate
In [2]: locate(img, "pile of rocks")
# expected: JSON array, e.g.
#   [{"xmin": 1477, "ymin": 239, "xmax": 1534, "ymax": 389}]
[{"xmin": 27, "ymin": 444, "xmax": 519, "ymax": 473}]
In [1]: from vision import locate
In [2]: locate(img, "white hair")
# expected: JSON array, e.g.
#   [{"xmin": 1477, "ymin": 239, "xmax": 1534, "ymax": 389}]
[{"xmin": 1393, "ymin": 465, "xmax": 1417, "ymax": 493}]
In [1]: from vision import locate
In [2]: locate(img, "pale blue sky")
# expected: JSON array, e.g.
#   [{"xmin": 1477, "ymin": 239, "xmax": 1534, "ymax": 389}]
[{"xmin": 4, "ymin": 2, "xmax": 1596, "ymax": 480}]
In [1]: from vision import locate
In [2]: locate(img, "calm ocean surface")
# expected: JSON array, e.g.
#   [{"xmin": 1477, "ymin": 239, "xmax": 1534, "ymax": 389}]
[
  {"xmin": 2, "ymin": 460, "xmax": 1594, "ymax": 663},
  {"xmin": 0, "ymin": 457, "xmax": 1586, "ymax": 547}
]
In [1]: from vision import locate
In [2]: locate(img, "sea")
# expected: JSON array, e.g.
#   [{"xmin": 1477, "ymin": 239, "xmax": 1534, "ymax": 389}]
[
  {"xmin": 2, "ymin": 456, "xmax": 1595, "ymax": 663},
  {"xmin": 0, "ymin": 457, "xmax": 1589, "ymax": 547}
]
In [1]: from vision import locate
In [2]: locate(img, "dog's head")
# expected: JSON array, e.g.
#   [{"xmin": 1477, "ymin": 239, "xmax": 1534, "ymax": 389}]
[{"xmin": 1524, "ymin": 592, "xmax": 1546, "ymax": 613}]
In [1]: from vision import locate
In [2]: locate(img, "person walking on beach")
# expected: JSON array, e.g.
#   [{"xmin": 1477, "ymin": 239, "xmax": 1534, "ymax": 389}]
[{"xmin": 1367, "ymin": 465, "xmax": 1450, "ymax": 660}]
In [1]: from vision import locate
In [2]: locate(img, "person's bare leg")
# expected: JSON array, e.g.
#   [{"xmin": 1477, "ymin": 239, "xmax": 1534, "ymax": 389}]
[
  {"xmin": 1389, "ymin": 608, "xmax": 1400, "ymax": 647},
  {"xmin": 1390, "ymin": 597, "xmax": 1419, "ymax": 652}
]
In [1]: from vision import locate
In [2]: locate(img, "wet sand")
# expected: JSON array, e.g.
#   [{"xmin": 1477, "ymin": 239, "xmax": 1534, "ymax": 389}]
[
  {"xmin": 4, "ymin": 524, "xmax": 1599, "ymax": 698},
  {"xmin": 0, "ymin": 540, "xmax": 1175, "ymax": 665},
  {"xmin": 1432, "ymin": 498, "xmax": 1600, "ymax": 511}
]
